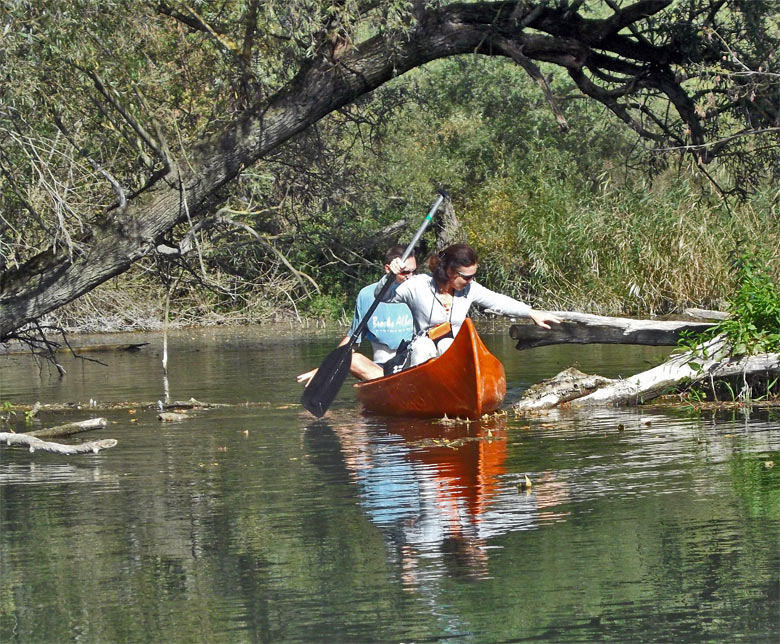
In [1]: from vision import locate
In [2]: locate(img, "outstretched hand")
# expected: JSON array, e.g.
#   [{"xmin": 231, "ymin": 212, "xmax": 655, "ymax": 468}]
[{"xmin": 529, "ymin": 311, "xmax": 563, "ymax": 330}]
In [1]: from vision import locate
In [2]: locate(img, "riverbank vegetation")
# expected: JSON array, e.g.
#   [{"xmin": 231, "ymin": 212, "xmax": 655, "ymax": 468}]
[
  {"xmin": 673, "ymin": 254, "xmax": 780, "ymax": 404},
  {"xmin": 1, "ymin": 1, "xmax": 778, "ymax": 339}
]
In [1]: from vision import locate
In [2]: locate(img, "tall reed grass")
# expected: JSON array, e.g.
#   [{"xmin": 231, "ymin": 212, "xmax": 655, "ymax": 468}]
[{"xmin": 464, "ymin": 165, "xmax": 780, "ymax": 316}]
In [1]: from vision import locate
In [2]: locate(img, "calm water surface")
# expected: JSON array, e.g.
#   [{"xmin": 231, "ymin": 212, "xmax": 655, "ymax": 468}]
[{"xmin": 1, "ymin": 323, "xmax": 778, "ymax": 643}]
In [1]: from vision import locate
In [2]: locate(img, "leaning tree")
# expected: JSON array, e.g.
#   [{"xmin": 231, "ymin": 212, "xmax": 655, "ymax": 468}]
[{"xmin": 1, "ymin": 0, "xmax": 778, "ymax": 343}]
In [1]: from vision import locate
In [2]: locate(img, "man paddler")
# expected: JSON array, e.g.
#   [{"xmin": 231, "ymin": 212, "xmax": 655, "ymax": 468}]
[{"xmin": 297, "ymin": 245, "xmax": 416, "ymax": 385}]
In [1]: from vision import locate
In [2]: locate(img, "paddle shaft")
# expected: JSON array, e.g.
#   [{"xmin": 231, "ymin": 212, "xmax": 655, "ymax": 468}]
[
  {"xmin": 301, "ymin": 192, "xmax": 446, "ymax": 417},
  {"xmin": 343, "ymin": 193, "xmax": 445, "ymax": 353}
]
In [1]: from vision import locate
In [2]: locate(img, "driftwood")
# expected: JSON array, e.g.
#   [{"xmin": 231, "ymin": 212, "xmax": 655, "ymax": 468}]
[
  {"xmin": 514, "ymin": 367, "xmax": 616, "ymax": 411},
  {"xmin": 7, "ymin": 397, "xmax": 253, "ymax": 413},
  {"xmin": 1, "ymin": 417, "xmax": 114, "ymax": 456},
  {"xmin": 514, "ymin": 336, "xmax": 780, "ymax": 410},
  {"xmin": 509, "ymin": 311, "xmax": 715, "ymax": 351},
  {"xmin": 0, "ymin": 433, "xmax": 117, "ymax": 454},
  {"xmin": 27, "ymin": 417, "xmax": 107, "ymax": 439}
]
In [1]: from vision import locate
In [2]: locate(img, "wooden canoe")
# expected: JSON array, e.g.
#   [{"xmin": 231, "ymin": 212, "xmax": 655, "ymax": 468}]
[{"xmin": 353, "ymin": 318, "xmax": 506, "ymax": 419}]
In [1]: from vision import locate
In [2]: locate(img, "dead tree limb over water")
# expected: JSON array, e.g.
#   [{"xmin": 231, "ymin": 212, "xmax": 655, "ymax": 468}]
[{"xmin": 509, "ymin": 312, "xmax": 716, "ymax": 351}]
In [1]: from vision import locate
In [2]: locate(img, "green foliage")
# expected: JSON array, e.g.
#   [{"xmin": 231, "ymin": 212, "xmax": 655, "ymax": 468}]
[
  {"xmin": 681, "ymin": 253, "xmax": 780, "ymax": 358},
  {"xmin": 1, "ymin": 401, "xmax": 15, "ymax": 426},
  {"xmin": 714, "ymin": 254, "xmax": 780, "ymax": 354},
  {"xmin": 299, "ymin": 293, "xmax": 347, "ymax": 321},
  {"xmin": 674, "ymin": 252, "xmax": 780, "ymax": 403},
  {"xmin": 354, "ymin": 57, "xmax": 779, "ymax": 316}
]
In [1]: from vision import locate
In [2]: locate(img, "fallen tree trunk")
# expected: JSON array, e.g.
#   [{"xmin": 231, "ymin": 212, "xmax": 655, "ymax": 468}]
[
  {"xmin": 514, "ymin": 336, "xmax": 780, "ymax": 410},
  {"xmin": 570, "ymin": 346, "xmax": 780, "ymax": 407},
  {"xmin": 0, "ymin": 433, "xmax": 117, "ymax": 454},
  {"xmin": 509, "ymin": 311, "xmax": 715, "ymax": 351}
]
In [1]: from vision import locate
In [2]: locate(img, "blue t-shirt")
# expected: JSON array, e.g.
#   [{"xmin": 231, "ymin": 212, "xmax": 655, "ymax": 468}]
[{"xmin": 348, "ymin": 281, "xmax": 413, "ymax": 356}]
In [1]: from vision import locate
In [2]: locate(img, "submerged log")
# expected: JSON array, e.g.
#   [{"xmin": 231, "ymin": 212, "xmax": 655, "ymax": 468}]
[
  {"xmin": 510, "ymin": 312, "xmax": 714, "ymax": 351},
  {"xmin": 0, "ymin": 433, "xmax": 117, "ymax": 454},
  {"xmin": 2, "ymin": 342, "xmax": 148, "ymax": 355},
  {"xmin": 158, "ymin": 412, "xmax": 189, "ymax": 422},
  {"xmin": 70, "ymin": 343, "xmax": 149, "ymax": 353},
  {"xmin": 27, "ymin": 417, "xmax": 108, "ymax": 439}
]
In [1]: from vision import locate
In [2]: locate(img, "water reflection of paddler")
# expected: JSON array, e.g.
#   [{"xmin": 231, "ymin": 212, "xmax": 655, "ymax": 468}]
[
  {"xmin": 297, "ymin": 245, "xmax": 416, "ymax": 385},
  {"xmin": 312, "ymin": 415, "xmax": 572, "ymax": 587},
  {"xmin": 332, "ymin": 417, "xmax": 524, "ymax": 583},
  {"xmin": 380, "ymin": 243, "xmax": 562, "ymax": 368}
]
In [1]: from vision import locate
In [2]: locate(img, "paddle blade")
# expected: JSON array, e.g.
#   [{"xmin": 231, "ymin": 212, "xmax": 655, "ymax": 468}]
[{"xmin": 300, "ymin": 345, "xmax": 353, "ymax": 417}]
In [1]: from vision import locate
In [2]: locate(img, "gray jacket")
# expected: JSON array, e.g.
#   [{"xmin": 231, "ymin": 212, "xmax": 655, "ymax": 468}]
[{"xmin": 375, "ymin": 274, "xmax": 532, "ymax": 337}]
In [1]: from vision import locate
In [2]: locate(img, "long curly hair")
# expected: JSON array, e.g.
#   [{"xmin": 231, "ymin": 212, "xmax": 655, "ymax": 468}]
[{"xmin": 429, "ymin": 243, "xmax": 477, "ymax": 286}]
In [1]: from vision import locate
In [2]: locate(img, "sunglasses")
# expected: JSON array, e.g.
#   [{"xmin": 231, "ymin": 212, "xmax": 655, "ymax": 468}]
[
  {"xmin": 456, "ymin": 270, "xmax": 477, "ymax": 281},
  {"xmin": 399, "ymin": 269, "xmax": 417, "ymax": 275}
]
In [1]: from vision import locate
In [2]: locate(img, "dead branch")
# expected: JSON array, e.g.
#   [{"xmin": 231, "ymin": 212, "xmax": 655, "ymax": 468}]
[
  {"xmin": 156, "ymin": 209, "xmax": 320, "ymax": 293},
  {"xmin": 0, "ymin": 432, "xmax": 117, "ymax": 454}
]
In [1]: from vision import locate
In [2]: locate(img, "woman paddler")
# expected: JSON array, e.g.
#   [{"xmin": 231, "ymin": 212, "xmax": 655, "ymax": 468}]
[{"xmin": 377, "ymin": 243, "xmax": 562, "ymax": 368}]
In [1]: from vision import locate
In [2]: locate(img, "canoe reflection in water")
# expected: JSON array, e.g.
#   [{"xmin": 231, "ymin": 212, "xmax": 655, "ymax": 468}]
[{"xmin": 315, "ymin": 415, "xmax": 570, "ymax": 586}]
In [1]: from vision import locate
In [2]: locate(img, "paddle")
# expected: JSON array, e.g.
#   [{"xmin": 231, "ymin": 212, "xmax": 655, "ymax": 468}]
[{"xmin": 301, "ymin": 191, "xmax": 447, "ymax": 417}]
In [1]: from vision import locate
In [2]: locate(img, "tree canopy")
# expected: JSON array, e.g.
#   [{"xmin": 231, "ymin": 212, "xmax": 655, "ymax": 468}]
[{"xmin": 1, "ymin": 0, "xmax": 778, "ymax": 342}]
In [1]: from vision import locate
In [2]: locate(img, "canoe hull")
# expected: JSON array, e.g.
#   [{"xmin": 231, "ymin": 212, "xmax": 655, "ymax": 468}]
[{"xmin": 353, "ymin": 318, "xmax": 506, "ymax": 419}]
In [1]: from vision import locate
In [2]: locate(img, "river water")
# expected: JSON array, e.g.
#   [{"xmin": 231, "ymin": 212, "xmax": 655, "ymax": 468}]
[{"xmin": 1, "ymin": 323, "xmax": 778, "ymax": 643}]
